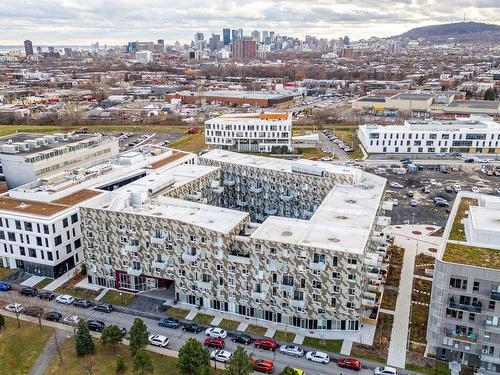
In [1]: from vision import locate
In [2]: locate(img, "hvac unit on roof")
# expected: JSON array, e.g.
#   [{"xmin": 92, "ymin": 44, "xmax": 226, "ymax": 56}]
[
  {"xmin": 43, "ymin": 135, "xmax": 57, "ymax": 144},
  {"xmin": 25, "ymin": 139, "xmax": 40, "ymax": 148},
  {"xmin": 35, "ymin": 137, "xmax": 48, "ymax": 145},
  {"xmin": 1, "ymin": 144, "xmax": 20, "ymax": 154},
  {"xmin": 53, "ymin": 133, "xmax": 66, "ymax": 141},
  {"xmin": 13, "ymin": 142, "xmax": 29, "ymax": 151}
]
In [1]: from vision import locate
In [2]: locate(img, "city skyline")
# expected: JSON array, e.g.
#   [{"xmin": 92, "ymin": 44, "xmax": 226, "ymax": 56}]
[{"xmin": 1, "ymin": 0, "xmax": 499, "ymax": 45}]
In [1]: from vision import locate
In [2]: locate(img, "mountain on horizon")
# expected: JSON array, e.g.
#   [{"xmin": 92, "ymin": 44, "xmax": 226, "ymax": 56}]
[{"xmin": 392, "ymin": 21, "xmax": 500, "ymax": 43}]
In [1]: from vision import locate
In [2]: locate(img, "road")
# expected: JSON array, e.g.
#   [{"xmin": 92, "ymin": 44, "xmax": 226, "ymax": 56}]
[
  {"xmin": 0, "ymin": 291, "xmax": 376, "ymax": 375},
  {"xmin": 318, "ymin": 132, "xmax": 349, "ymax": 160}
]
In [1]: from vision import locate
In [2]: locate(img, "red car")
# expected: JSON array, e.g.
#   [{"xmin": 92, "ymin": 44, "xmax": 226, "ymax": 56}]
[
  {"xmin": 252, "ymin": 359, "xmax": 274, "ymax": 374},
  {"xmin": 254, "ymin": 338, "xmax": 278, "ymax": 351},
  {"xmin": 204, "ymin": 337, "xmax": 225, "ymax": 349},
  {"xmin": 337, "ymin": 357, "xmax": 362, "ymax": 371}
]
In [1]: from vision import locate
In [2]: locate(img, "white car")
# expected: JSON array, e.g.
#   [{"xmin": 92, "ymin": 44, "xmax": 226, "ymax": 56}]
[
  {"xmin": 429, "ymin": 179, "xmax": 437, "ymax": 186},
  {"xmin": 321, "ymin": 157, "xmax": 333, "ymax": 161},
  {"xmin": 205, "ymin": 327, "xmax": 227, "ymax": 339},
  {"xmin": 63, "ymin": 315, "xmax": 81, "ymax": 325},
  {"xmin": 305, "ymin": 350, "xmax": 330, "ymax": 364},
  {"xmin": 279, "ymin": 344, "xmax": 305, "ymax": 357},
  {"xmin": 389, "ymin": 182, "xmax": 404, "ymax": 189},
  {"xmin": 5, "ymin": 303, "xmax": 23, "ymax": 313},
  {"xmin": 496, "ymin": 188, "xmax": 500, "ymax": 195},
  {"xmin": 149, "ymin": 334, "xmax": 169, "ymax": 347},
  {"xmin": 471, "ymin": 186, "xmax": 480, "ymax": 193},
  {"xmin": 453, "ymin": 184, "xmax": 461, "ymax": 192},
  {"xmin": 392, "ymin": 199, "xmax": 399, "ymax": 206},
  {"xmin": 210, "ymin": 349, "xmax": 232, "ymax": 363},
  {"xmin": 479, "ymin": 158, "xmax": 490, "ymax": 163},
  {"xmin": 374, "ymin": 366, "xmax": 398, "ymax": 375},
  {"xmin": 55, "ymin": 294, "xmax": 75, "ymax": 304}
]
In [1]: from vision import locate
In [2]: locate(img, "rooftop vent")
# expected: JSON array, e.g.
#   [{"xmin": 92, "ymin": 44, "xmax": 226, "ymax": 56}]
[
  {"xmin": 346, "ymin": 199, "xmax": 357, "ymax": 204},
  {"xmin": 328, "ymin": 237, "xmax": 340, "ymax": 243},
  {"xmin": 281, "ymin": 231, "xmax": 293, "ymax": 237}
]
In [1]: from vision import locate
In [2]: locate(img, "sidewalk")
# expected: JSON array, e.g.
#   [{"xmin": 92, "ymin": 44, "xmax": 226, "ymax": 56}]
[{"xmin": 28, "ymin": 329, "xmax": 69, "ymax": 375}]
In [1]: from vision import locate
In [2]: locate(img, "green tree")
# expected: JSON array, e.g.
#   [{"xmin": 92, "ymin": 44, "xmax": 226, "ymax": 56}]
[
  {"xmin": 225, "ymin": 346, "xmax": 253, "ymax": 375},
  {"xmin": 101, "ymin": 324, "xmax": 125, "ymax": 349},
  {"xmin": 129, "ymin": 318, "xmax": 149, "ymax": 355},
  {"xmin": 75, "ymin": 320, "xmax": 95, "ymax": 357},
  {"xmin": 133, "ymin": 350, "xmax": 154, "ymax": 375},
  {"xmin": 177, "ymin": 338, "xmax": 210, "ymax": 375},
  {"xmin": 115, "ymin": 356, "xmax": 126, "ymax": 374},
  {"xmin": 484, "ymin": 87, "xmax": 496, "ymax": 101},
  {"xmin": 279, "ymin": 367, "xmax": 298, "ymax": 375}
]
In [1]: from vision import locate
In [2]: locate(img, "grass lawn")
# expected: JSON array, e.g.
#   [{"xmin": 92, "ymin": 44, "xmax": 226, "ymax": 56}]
[
  {"xmin": 168, "ymin": 133, "xmax": 206, "ymax": 153},
  {"xmin": 245, "ymin": 324, "xmax": 267, "ymax": 337},
  {"xmin": 273, "ymin": 330, "xmax": 296, "ymax": 343},
  {"xmin": 99, "ymin": 290, "xmax": 135, "ymax": 306},
  {"xmin": 166, "ymin": 307, "xmax": 189, "ymax": 319},
  {"xmin": 352, "ymin": 312, "xmax": 393, "ymax": 363},
  {"xmin": 449, "ymin": 198, "xmax": 477, "ymax": 241},
  {"xmin": 55, "ymin": 275, "xmax": 101, "ymax": 300},
  {"xmin": 0, "ymin": 266, "xmax": 12, "ymax": 280},
  {"xmin": 302, "ymin": 337, "xmax": 343, "ymax": 353},
  {"xmin": 298, "ymin": 147, "xmax": 328, "ymax": 159},
  {"xmin": 413, "ymin": 278, "xmax": 432, "ymax": 293},
  {"xmin": 410, "ymin": 303, "xmax": 429, "ymax": 344},
  {"xmin": 351, "ymin": 352, "xmax": 386, "ymax": 365},
  {"xmin": 45, "ymin": 338, "xmax": 223, "ymax": 375},
  {"xmin": 34, "ymin": 278, "xmax": 54, "ymax": 290},
  {"xmin": 443, "ymin": 242, "xmax": 500, "ymax": 269},
  {"xmin": 381, "ymin": 290, "xmax": 398, "ymax": 310},
  {"xmin": 0, "ymin": 316, "xmax": 54, "ymax": 375},
  {"xmin": 218, "ymin": 319, "xmax": 240, "ymax": 332},
  {"xmin": 406, "ymin": 361, "xmax": 451, "ymax": 375},
  {"xmin": 193, "ymin": 313, "xmax": 215, "ymax": 325}
]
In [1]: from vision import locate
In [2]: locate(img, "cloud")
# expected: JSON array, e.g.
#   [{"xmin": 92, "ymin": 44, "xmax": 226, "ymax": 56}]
[{"xmin": 0, "ymin": 0, "xmax": 498, "ymax": 44}]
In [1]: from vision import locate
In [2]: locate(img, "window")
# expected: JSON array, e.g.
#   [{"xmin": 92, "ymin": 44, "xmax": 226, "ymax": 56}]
[
  {"xmin": 0, "ymin": 231, "xmax": 4, "ymax": 240},
  {"xmin": 15, "ymin": 220, "xmax": 21, "ymax": 230},
  {"xmin": 47, "ymin": 252, "xmax": 53, "ymax": 261},
  {"xmin": 7, "ymin": 232, "xmax": 15, "ymax": 242},
  {"xmin": 19, "ymin": 246, "xmax": 26, "ymax": 256},
  {"xmin": 282, "ymin": 275, "xmax": 294, "ymax": 286},
  {"xmin": 332, "ymin": 272, "xmax": 340, "ymax": 279},
  {"xmin": 313, "ymin": 280, "xmax": 322, "ymax": 289},
  {"xmin": 63, "ymin": 218, "xmax": 68, "ymax": 228},
  {"xmin": 346, "ymin": 301, "xmax": 354, "ymax": 309},
  {"xmin": 24, "ymin": 222, "xmax": 33, "ymax": 232},
  {"xmin": 66, "ymin": 244, "xmax": 72, "ymax": 254},
  {"xmin": 473, "ymin": 281, "xmax": 480, "ymax": 291},
  {"xmin": 71, "ymin": 213, "xmax": 78, "ymax": 224},
  {"xmin": 331, "ymin": 298, "xmax": 336, "ymax": 307},
  {"xmin": 43, "ymin": 225, "xmax": 49, "ymax": 234},
  {"xmin": 54, "ymin": 235, "xmax": 62, "ymax": 246},
  {"xmin": 450, "ymin": 278, "xmax": 467, "ymax": 290},
  {"xmin": 74, "ymin": 239, "xmax": 81, "ymax": 249},
  {"xmin": 28, "ymin": 248, "xmax": 36, "ymax": 258},
  {"xmin": 489, "ymin": 301, "xmax": 495, "ymax": 310},
  {"xmin": 36, "ymin": 237, "xmax": 42, "ymax": 246}
]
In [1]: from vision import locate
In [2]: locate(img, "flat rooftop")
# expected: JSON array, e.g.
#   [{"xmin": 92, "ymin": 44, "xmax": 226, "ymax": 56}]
[
  {"xmin": 391, "ymin": 93, "xmax": 434, "ymax": 101},
  {"xmin": 447, "ymin": 100, "xmax": 499, "ymax": 110},
  {"xmin": 208, "ymin": 112, "xmax": 290, "ymax": 121},
  {"xmin": 176, "ymin": 90, "xmax": 293, "ymax": 100}
]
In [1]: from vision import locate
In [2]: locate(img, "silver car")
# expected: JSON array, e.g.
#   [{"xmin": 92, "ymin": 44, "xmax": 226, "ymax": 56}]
[{"xmin": 279, "ymin": 344, "xmax": 304, "ymax": 357}]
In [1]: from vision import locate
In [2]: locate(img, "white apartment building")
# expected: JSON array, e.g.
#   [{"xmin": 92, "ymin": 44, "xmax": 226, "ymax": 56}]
[
  {"xmin": 358, "ymin": 115, "xmax": 500, "ymax": 155},
  {"xmin": 0, "ymin": 132, "xmax": 119, "ymax": 188},
  {"xmin": 205, "ymin": 112, "xmax": 292, "ymax": 153},
  {"xmin": 0, "ymin": 146, "xmax": 195, "ymax": 278},
  {"xmin": 136, "ymin": 50, "xmax": 153, "ymax": 64}
]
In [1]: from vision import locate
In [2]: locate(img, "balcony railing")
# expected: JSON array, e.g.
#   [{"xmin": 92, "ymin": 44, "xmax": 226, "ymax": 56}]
[
  {"xmin": 449, "ymin": 300, "xmax": 482, "ymax": 313},
  {"xmin": 182, "ymin": 251, "xmax": 200, "ymax": 262},
  {"xmin": 150, "ymin": 235, "xmax": 166, "ymax": 245},
  {"xmin": 152, "ymin": 260, "xmax": 167, "ymax": 269},
  {"xmin": 124, "ymin": 243, "xmax": 140, "ymax": 252},
  {"xmin": 213, "ymin": 186, "xmax": 224, "ymax": 194},
  {"xmin": 480, "ymin": 353, "xmax": 500, "ymax": 366},
  {"xmin": 196, "ymin": 280, "xmax": 213, "ymax": 290},
  {"xmin": 228, "ymin": 253, "xmax": 251, "ymax": 265},
  {"xmin": 264, "ymin": 207, "xmax": 278, "ymax": 215},
  {"xmin": 252, "ymin": 291, "xmax": 268, "ymax": 300},
  {"xmin": 127, "ymin": 267, "xmax": 142, "ymax": 276},
  {"xmin": 281, "ymin": 192, "xmax": 294, "ymax": 202},
  {"xmin": 445, "ymin": 329, "xmax": 478, "ymax": 343},
  {"xmin": 236, "ymin": 199, "xmax": 248, "ymax": 207},
  {"xmin": 490, "ymin": 289, "xmax": 500, "ymax": 301},
  {"xmin": 310, "ymin": 261, "xmax": 327, "ymax": 271},
  {"xmin": 223, "ymin": 178, "xmax": 235, "ymax": 186},
  {"xmin": 290, "ymin": 299, "xmax": 306, "ymax": 308},
  {"xmin": 280, "ymin": 284, "xmax": 294, "ymax": 293},
  {"xmin": 250, "ymin": 186, "xmax": 263, "ymax": 193}
]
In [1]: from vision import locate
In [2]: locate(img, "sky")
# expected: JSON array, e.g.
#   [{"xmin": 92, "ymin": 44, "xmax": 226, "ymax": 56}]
[{"xmin": 1, "ymin": 0, "xmax": 499, "ymax": 45}]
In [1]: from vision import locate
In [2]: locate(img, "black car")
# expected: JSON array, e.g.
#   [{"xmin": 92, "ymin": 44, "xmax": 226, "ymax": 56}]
[
  {"xmin": 73, "ymin": 299, "xmax": 93, "ymax": 308},
  {"xmin": 93, "ymin": 303, "xmax": 113, "ymax": 313},
  {"xmin": 231, "ymin": 333, "xmax": 254, "ymax": 345},
  {"xmin": 23, "ymin": 306, "xmax": 43, "ymax": 317},
  {"xmin": 45, "ymin": 311, "xmax": 62, "ymax": 322},
  {"xmin": 87, "ymin": 320, "xmax": 105, "ymax": 332},
  {"xmin": 182, "ymin": 322, "xmax": 203, "ymax": 333},
  {"xmin": 38, "ymin": 291, "xmax": 55, "ymax": 300},
  {"xmin": 20, "ymin": 287, "xmax": 38, "ymax": 297},
  {"xmin": 465, "ymin": 158, "xmax": 475, "ymax": 163}
]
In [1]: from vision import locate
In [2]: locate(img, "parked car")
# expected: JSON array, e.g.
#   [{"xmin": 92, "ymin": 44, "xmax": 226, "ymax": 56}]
[
  {"xmin": 306, "ymin": 350, "xmax": 330, "ymax": 364},
  {"xmin": 279, "ymin": 344, "xmax": 305, "ymax": 357},
  {"xmin": 23, "ymin": 306, "xmax": 43, "ymax": 317},
  {"xmin": 45, "ymin": 311, "xmax": 62, "ymax": 322},
  {"xmin": 392, "ymin": 199, "xmax": 399, "ymax": 206},
  {"xmin": 204, "ymin": 337, "xmax": 225, "ymax": 349},
  {"xmin": 464, "ymin": 158, "xmax": 475, "ymax": 163},
  {"xmin": 20, "ymin": 287, "xmax": 38, "ymax": 297},
  {"xmin": 38, "ymin": 291, "xmax": 55, "ymax": 300},
  {"xmin": 429, "ymin": 179, "xmax": 437, "ymax": 186},
  {"xmin": 337, "ymin": 357, "xmax": 362, "ymax": 371},
  {"xmin": 159, "ymin": 317, "xmax": 181, "ymax": 329},
  {"xmin": 445, "ymin": 186, "xmax": 453, "ymax": 193},
  {"xmin": 148, "ymin": 334, "xmax": 169, "ymax": 347},
  {"xmin": 87, "ymin": 320, "xmax": 105, "ymax": 332},
  {"xmin": 205, "ymin": 327, "xmax": 227, "ymax": 339},
  {"xmin": 93, "ymin": 303, "xmax": 113, "ymax": 313},
  {"xmin": 471, "ymin": 186, "xmax": 480, "ymax": 193},
  {"xmin": 374, "ymin": 366, "xmax": 398, "ymax": 375},
  {"xmin": 5, "ymin": 303, "xmax": 23, "ymax": 313},
  {"xmin": 210, "ymin": 349, "xmax": 232, "ymax": 363},
  {"xmin": 63, "ymin": 315, "xmax": 81, "ymax": 325},
  {"xmin": 0, "ymin": 282, "xmax": 11, "ymax": 291},
  {"xmin": 435, "ymin": 200, "xmax": 449, "ymax": 207},
  {"xmin": 406, "ymin": 191, "xmax": 414, "ymax": 198},
  {"xmin": 410, "ymin": 199, "xmax": 417, "ymax": 207},
  {"xmin": 55, "ymin": 295, "xmax": 75, "ymax": 305},
  {"xmin": 252, "ymin": 359, "xmax": 274, "ymax": 374},
  {"xmin": 182, "ymin": 322, "xmax": 203, "ymax": 333},
  {"xmin": 389, "ymin": 182, "xmax": 403, "ymax": 189},
  {"xmin": 453, "ymin": 184, "xmax": 461, "ymax": 192},
  {"xmin": 254, "ymin": 338, "xmax": 278, "ymax": 351},
  {"xmin": 73, "ymin": 299, "xmax": 92, "ymax": 308},
  {"xmin": 231, "ymin": 333, "xmax": 254, "ymax": 345},
  {"xmin": 496, "ymin": 188, "xmax": 500, "ymax": 195},
  {"xmin": 421, "ymin": 186, "xmax": 430, "ymax": 194}
]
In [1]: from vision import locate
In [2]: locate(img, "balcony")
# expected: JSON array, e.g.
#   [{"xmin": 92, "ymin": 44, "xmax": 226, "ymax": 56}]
[
  {"xmin": 213, "ymin": 186, "xmax": 224, "ymax": 194},
  {"xmin": 280, "ymin": 284, "xmax": 294, "ymax": 293},
  {"xmin": 490, "ymin": 289, "xmax": 500, "ymax": 301},
  {"xmin": 480, "ymin": 353, "xmax": 500, "ymax": 366},
  {"xmin": 223, "ymin": 178, "xmax": 235, "ymax": 186},
  {"xmin": 187, "ymin": 192, "xmax": 202, "ymax": 201},
  {"xmin": 265, "ymin": 260, "xmax": 280, "ymax": 272},
  {"xmin": 264, "ymin": 207, "xmax": 278, "ymax": 215},
  {"xmin": 152, "ymin": 260, "xmax": 167, "ymax": 270},
  {"xmin": 485, "ymin": 321, "xmax": 500, "ymax": 334},
  {"xmin": 302, "ymin": 209, "xmax": 314, "ymax": 219},
  {"xmin": 228, "ymin": 252, "xmax": 251, "ymax": 265},
  {"xmin": 449, "ymin": 299, "xmax": 482, "ymax": 313},
  {"xmin": 290, "ymin": 299, "xmax": 306, "ymax": 308},
  {"xmin": 150, "ymin": 235, "xmax": 167, "ymax": 245},
  {"xmin": 445, "ymin": 329, "xmax": 478, "ymax": 343},
  {"xmin": 255, "ymin": 213, "xmax": 265, "ymax": 222},
  {"xmin": 124, "ymin": 243, "xmax": 140, "ymax": 252},
  {"xmin": 280, "ymin": 192, "xmax": 294, "ymax": 202},
  {"xmin": 310, "ymin": 261, "xmax": 327, "ymax": 271},
  {"xmin": 252, "ymin": 290, "xmax": 268, "ymax": 300},
  {"xmin": 182, "ymin": 250, "xmax": 200, "ymax": 262},
  {"xmin": 127, "ymin": 267, "xmax": 142, "ymax": 276},
  {"xmin": 346, "ymin": 263, "xmax": 358, "ymax": 271},
  {"xmin": 236, "ymin": 199, "xmax": 248, "ymax": 207},
  {"xmin": 250, "ymin": 185, "xmax": 263, "ymax": 194},
  {"xmin": 196, "ymin": 280, "xmax": 213, "ymax": 290}
]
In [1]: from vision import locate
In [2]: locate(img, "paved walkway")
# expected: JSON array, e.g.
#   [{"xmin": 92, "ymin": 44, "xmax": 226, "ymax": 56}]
[
  {"xmin": 21, "ymin": 275, "xmax": 45, "ymax": 287},
  {"xmin": 95, "ymin": 288, "xmax": 109, "ymax": 301},
  {"xmin": 264, "ymin": 327, "xmax": 276, "ymax": 338},
  {"xmin": 386, "ymin": 231, "xmax": 418, "ymax": 368},
  {"xmin": 293, "ymin": 334, "xmax": 304, "ymax": 345},
  {"xmin": 185, "ymin": 310, "xmax": 197, "ymax": 321},
  {"xmin": 340, "ymin": 340, "xmax": 353, "ymax": 355},
  {"xmin": 237, "ymin": 322, "xmax": 248, "ymax": 332},
  {"xmin": 211, "ymin": 316, "xmax": 222, "ymax": 326},
  {"xmin": 28, "ymin": 329, "xmax": 69, "ymax": 375},
  {"xmin": 379, "ymin": 308, "xmax": 395, "ymax": 315},
  {"xmin": 44, "ymin": 271, "xmax": 73, "ymax": 291}
]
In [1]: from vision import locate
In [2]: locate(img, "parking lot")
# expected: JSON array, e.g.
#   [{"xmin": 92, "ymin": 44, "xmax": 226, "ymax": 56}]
[
  {"xmin": 379, "ymin": 168, "xmax": 498, "ymax": 227},
  {"xmin": 105, "ymin": 131, "xmax": 185, "ymax": 152}
]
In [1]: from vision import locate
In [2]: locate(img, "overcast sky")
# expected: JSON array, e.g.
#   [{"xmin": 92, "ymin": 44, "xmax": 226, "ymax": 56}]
[{"xmin": 1, "ymin": 0, "xmax": 499, "ymax": 45}]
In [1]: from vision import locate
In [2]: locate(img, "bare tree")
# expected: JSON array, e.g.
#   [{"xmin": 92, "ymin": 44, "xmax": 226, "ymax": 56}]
[
  {"xmin": 53, "ymin": 331, "xmax": 64, "ymax": 366},
  {"xmin": 80, "ymin": 356, "xmax": 97, "ymax": 375}
]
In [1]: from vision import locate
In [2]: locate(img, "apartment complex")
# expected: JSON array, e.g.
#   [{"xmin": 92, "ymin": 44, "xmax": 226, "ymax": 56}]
[
  {"xmin": 427, "ymin": 193, "xmax": 500, "ymax": 374},
  {"xmin": 358, "ymin": 115, "xmax": 500, "ymax": 155},
  {"xmin": 82, "ymin": 150, "xmax": 392, "ymax": 332},
  {"xmin": 0, "ymin": 146, "xmax": 194, "ymax": 278},
  {"xmin": 0, "ymin": 132, "xmax": 119, "ymax": 188},
  {"xmin": 205, "ymin": 112, "xmax": 292, "ymax": 153}
]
